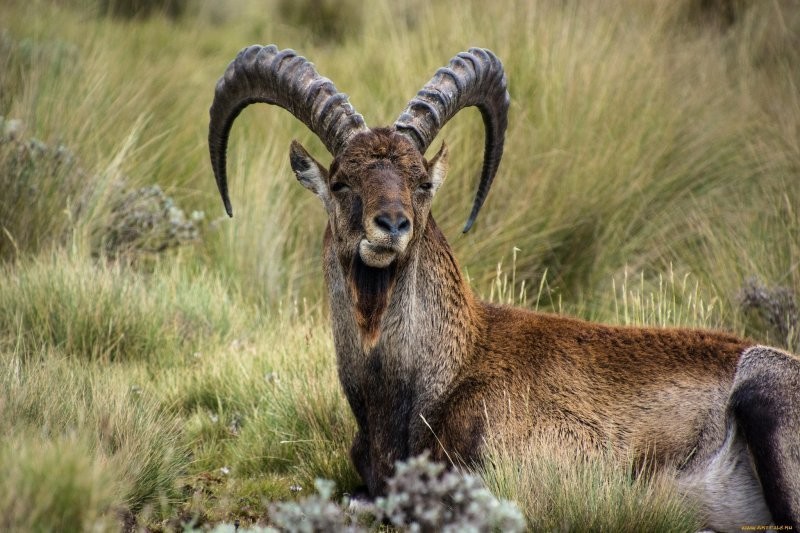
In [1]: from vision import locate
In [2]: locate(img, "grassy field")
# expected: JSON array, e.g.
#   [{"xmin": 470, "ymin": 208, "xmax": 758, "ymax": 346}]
[{"xmin": 1, "ymin": 0, "xmax": 799, "ymax": 530}]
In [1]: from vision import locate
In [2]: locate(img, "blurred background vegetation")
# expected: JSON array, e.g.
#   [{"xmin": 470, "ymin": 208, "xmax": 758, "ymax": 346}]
[{"xmin": 1, "ymin": 0, "xmax": 798, "ymax": 529}]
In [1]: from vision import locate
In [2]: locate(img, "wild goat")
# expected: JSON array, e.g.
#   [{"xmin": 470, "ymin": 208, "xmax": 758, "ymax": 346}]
[{"xmin": 209, "ymin": 45, "xmax": 800, "ymax": 529}]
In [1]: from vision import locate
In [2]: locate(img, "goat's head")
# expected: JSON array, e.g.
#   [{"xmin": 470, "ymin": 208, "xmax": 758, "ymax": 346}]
[
  {"xmin": 209, "ymin": 45, "xmax": 509, "ymax": 270},
  {"xmin": 289, "ymin": 128, "xmax": 447, "ymax": 269}
]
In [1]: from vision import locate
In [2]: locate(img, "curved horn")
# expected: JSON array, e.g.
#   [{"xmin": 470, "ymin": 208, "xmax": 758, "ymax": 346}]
[
  {"xmin": 394, "ymin": 48, "xmax": 509, "ymax": 233},
  {"xmin": 209, "ymin": 44, "xmax": 368, "ymax": 216}
]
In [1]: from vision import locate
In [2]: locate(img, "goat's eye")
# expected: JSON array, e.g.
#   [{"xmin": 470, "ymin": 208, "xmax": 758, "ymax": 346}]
[
  {"xmin": 331, "ymin": 182, "xmax": 350, "ymax": 193},
  {"xmin": 417, "ymin": 182, "xmax": 434, "ymax": 192}
]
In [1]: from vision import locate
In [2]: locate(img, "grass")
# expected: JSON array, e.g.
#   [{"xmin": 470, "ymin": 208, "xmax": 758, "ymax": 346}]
[
  {"xmin": 0, "ymin": 344, "xmax": 186, "ymax": 529},
  {"xmin": 480, "ymin": 441, "xmax": 701, "ymax": 532},
  {"xmin": 0, "ymin": 252, "xmax": 241, "ymax": 362},
  {"xmin": 1, "ymin": 0, "xmax": 799, "ymax": 529}
]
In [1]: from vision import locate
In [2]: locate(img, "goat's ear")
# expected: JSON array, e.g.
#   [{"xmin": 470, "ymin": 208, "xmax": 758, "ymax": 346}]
[
  {"xmin": 290, "ymin": 140, "xmax": 329, "ymax": 201},
  {"xmin": 425, "ymin": 142, "xmax": 449, "ymax": 195}
]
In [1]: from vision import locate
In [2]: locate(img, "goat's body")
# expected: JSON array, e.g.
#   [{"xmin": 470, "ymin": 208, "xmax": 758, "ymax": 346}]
[
  {"xmin": 446, "ymin": 304, "xmax": 747, "ymax": 460},
  {"xmin": 210, "ymin": 44, "xmax": 799, "ymax": 530},
  {"xmin": 325, "ymin": 218, "xmax": 800, "ymax": 527}
]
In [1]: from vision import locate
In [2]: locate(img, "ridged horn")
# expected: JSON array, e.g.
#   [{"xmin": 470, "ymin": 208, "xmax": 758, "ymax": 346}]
[
  {"xmin": 394, "ymin": 48, "xmax": 509, "ymax": 233},
  {"xmin": 209, "ymin": 44, "xmax": 368, "ymax": 216}
]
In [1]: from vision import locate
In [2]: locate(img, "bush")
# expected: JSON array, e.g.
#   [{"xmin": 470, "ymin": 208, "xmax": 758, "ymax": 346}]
[
  {"xmin": 0, "ymin": 116, "xmax": 85, "ymax": 260},
  {"xmin": 739, "ymin": 277, "xmax": 799, "ymax": 350},
  {"xmin": 374, "ymin": 452, "xmax": 526, "ymax": 533},
  {"xmin": 268, "ymin": 479, "xmax": 360, "ymax": 533},
  {"xmin": 261, "ymin": 453, "xmax": 525, "ymax": 532},
  {"xmin": 100, "ymin": 184, "xmax": 204, "ymax": 261},
  {"xmin": 0, "ymin": 116, "xmax": 204, "ymax": 264}
]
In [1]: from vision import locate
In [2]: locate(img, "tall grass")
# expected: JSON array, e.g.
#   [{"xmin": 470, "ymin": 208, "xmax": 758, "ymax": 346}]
[
  {"xmin": 164, "ymin": 310, "xmax": 358, "ymax": 490},
  {"xmin": 2, "ymin": 0, "xmax": 797, "ymax": 316},
  {"xmin": 480, "ymin": 441, "xmax": 701, "ymax": 532},
  {"xmin": 0, "ymin": 346, "xmax": 187, "ymax": 530},
  {"xmin": 1, "ymin": 0, "xmax": 798, "ymax": 528},
  {"xmin": 0, "ymin": 252, "xmax": 242, "ymax": 362}
]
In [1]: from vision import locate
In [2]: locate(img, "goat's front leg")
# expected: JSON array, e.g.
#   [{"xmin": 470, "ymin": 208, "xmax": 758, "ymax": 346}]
[
  {"xmin": 349, "ymin": 427, "xmax": 404, "ymax": 497},
  {"xmin": 349, "ymin": 429, "xmax": 370, "ymax": 479},
  {"xmin": 347, "ymin": 408, "xmax": 403, "ymax": 496},
  {"xmin": 348, "ymin": 428, "xmax": 374, "ymax": 495}
]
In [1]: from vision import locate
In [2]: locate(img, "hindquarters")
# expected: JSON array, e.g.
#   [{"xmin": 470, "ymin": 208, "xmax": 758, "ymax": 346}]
[
  {"xmin": 676, "ymin": 416, "xmax": 773, "ymax": 530},
  {"xmin": 729, "ymin": 346, "xmax": 800, "ymax": 528},
  {"xmin": 678, "ymin": 346, "xmax": 800, "ymax": 530}
]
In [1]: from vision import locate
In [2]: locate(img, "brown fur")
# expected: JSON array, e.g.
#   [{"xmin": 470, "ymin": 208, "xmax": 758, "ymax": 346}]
[
  {"xmin": 213, "ymin": 45, "xmax": 800, "ymax": 528},
  {"xmin": 437, "ymin": 305, "xmax": 749, "ymax": 468},
  {"xmin": 295, "ymin": 118, "xmax": 798, "ymax": 530},
  {"xmin": 339, "ymin": 211, "xmax": 752, "ymax": 468},
  {"xmin": 292, "ymin": 129, "xmax": 797, "ymax": 529}
]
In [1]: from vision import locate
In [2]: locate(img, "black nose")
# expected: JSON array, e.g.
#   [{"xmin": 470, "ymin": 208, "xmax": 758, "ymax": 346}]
[{"xmin": 374, "ymin": 213, "xmax": 411, "ymax": 236}]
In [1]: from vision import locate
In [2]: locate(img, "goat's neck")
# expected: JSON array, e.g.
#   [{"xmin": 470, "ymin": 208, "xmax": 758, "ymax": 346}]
[{"xmin": 324, "ymin": 218, "xmax": 478, "ymax": 394}]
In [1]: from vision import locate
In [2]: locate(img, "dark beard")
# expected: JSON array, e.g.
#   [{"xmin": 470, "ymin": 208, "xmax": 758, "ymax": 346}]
[{"xmin": 348, "ymin": 254, "xmax": 397, "ymax": 347}]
